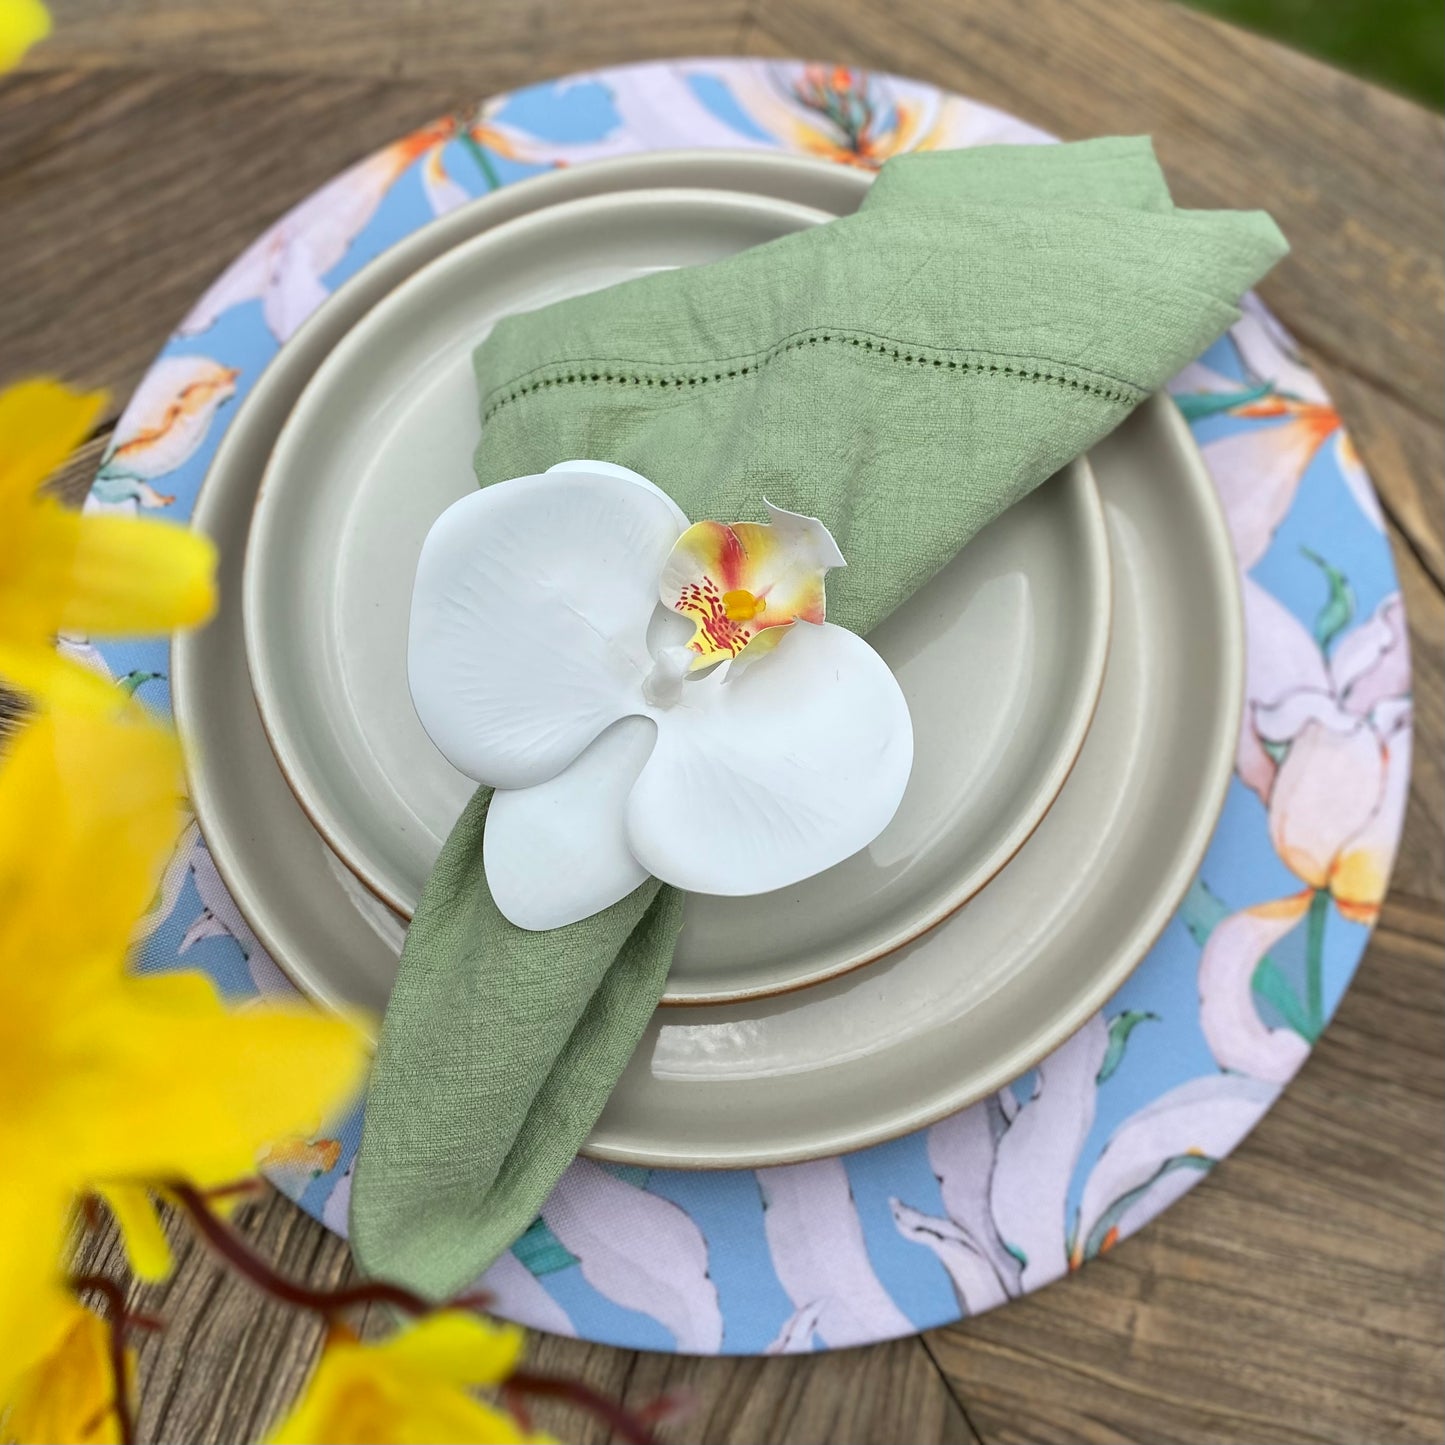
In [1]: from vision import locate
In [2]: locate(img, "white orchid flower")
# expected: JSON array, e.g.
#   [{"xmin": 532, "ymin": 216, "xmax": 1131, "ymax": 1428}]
[{"xmin": 408, "ymin": 461, "xmax": 914, "ymax": 930}]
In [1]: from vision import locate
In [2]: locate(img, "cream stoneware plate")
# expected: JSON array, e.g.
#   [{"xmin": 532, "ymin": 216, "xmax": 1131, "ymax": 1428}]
[
  {"xmin": 174, "ymin": 152, "xmax": 1242, "ymax": 1166},
  {"xmin": 594, "ymin": 394, "xmax": 1243, "ymax": 1166},
  {"xmin": 241, "ymin": 182, "xmax": 1111, "ymax": 1004}
]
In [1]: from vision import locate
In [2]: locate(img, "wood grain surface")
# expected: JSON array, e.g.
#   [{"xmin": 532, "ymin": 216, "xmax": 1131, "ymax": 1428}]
[{"xmin": 7, "ymin": 2, "xmax": 1443, "ymax": 1441}]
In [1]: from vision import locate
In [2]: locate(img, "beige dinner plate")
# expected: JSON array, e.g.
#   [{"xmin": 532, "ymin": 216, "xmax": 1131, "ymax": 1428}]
[
  {"xmin": 241, "ymin": 181, "xmax": 1111, "ymax": 1004},
  {"xmin": 174, "ymin": 151, "xmax": 1242, "ymax": 1167}
]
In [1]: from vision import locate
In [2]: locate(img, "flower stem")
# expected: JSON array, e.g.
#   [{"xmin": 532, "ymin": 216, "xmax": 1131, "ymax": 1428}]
[
  {"xmin": 506, "ymin": 1370, "xmax": 659, "ymax": 1445},
  {"xmin": 1305, "ymin": 887, "xmax": 1331, "ymax": 1037},
  {"xmin": 460, "ymin": 130, "xmax": 503, "ymax": 191},
  {"xmin": 168, "ymin": 1182, "xmax": 473, "ymax": 1321},
  {"xmin": 70, "ymin": 1274, "xmax": 137, "ymax": 1445}
]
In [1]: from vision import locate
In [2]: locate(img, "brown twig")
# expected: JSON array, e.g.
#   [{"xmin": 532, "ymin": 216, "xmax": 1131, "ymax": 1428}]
[
  {"xmin": 507, "ymin": 1370, "xmax": 660, "ymax": 1445},
  {"xmin": 69, "ymin": 1273, "xmax": 137, "ymax": 1445},
  {"xmin": 169, "ymin": 1182, "xmax": 455, "ymax": 1320},
  {"xmin": 168, "ymin": 1182, "xmax": 658, "ymax": 1441}
]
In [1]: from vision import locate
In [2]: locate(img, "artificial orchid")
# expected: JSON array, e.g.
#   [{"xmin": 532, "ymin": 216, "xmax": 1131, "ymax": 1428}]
[{"xmin": 407, "ymin": 462, "xmax": 914, "ymax": 930}]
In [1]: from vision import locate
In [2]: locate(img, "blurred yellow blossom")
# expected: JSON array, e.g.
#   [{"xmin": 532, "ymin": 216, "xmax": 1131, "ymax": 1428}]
[
  {"xmin": 0, "ymin": 707, "xmax": 371, "ymax": 1399},
  {"xmin": 0, "ymin": 1296, "xmax": 130, "ymax": 1444},
  {"xmin": 267, "ymin": 1312, "xmax": 548, "ymax": 1445},
  {"xmin": 97, "ymin": 1183, "xmax": 174, "ymax": 1283},
  {"xmin": 0, "ymin": 0, "xmax": 48, "ymax": 69},
  {"xmin": 0, "ymin": 379, "xmax": 216, "ymax": 710}
]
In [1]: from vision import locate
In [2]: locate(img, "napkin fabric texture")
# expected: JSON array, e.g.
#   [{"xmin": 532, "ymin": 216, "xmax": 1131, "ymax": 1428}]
[{"xmin": 352, "ymin": 138, "xmax": 1285, "ymax": 1299}]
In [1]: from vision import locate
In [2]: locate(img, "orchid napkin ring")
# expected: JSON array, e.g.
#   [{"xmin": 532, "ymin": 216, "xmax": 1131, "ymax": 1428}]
[{"xmin": 408, "ymin": 461, "xmax": 914, "ymax": 930}]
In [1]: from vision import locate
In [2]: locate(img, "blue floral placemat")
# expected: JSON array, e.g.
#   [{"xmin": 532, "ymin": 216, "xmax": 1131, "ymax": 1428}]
[{"xmin": 83, "ymin": 59, "xmax": 1411, "ymax": 1355}]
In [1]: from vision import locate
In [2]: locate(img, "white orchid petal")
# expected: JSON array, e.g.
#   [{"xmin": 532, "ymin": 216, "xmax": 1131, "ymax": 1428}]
[
  {"xmin": 626, "ymin": 622, "xmax": 913, "ymax": 896},
  {"xmin": 408, "ymin": 471, "xmax": 685, "ymax": 788},
  {"xmin": 546, "ymin": 459, "xmax": 690, "ymax": 528},
  {"xmin": 1198, "ymin": 896, "xmax": 1313, "ymax": 1081},
  {"xmin": 1075, "ymin": 1074, "xmax": 1279, "ymax": 1254},
  {"xmin": 761, "ymin": 497, "xmax": 847, "ymax": 570},
  {"xmin": 484, "ymin": 717, "xmax": 657, "ymax": 931}
]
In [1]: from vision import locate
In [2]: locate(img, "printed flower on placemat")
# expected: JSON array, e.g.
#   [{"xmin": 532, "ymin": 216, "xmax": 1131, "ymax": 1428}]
[
  {"xmin": 406, "ymin": 461, "xmax": 913, "ymax": 929},
  {"xmin": 1196, "ymin": 573, "xmax": 1410, "ymax": 1082}
]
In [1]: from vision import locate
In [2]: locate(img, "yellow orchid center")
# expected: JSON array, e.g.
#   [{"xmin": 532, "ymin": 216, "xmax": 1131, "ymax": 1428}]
[
  {"xmin": 659, "ymin": 500, "xmax": 846, "ymax": 669},
  {"xmin": 722, "ymin": 587, "xmax": 765, "ymax": 621}
]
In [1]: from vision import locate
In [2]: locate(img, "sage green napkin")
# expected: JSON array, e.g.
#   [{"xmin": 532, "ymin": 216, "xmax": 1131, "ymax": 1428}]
[{"xmin": 352, "ymin": 138, "xmax": 1285, "ymax": 1299}]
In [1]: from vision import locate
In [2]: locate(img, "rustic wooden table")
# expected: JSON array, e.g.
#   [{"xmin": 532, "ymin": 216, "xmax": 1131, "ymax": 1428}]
[{"xmin": 5, "ymin": 2, "xmax": 1442, "ymax": 1440}]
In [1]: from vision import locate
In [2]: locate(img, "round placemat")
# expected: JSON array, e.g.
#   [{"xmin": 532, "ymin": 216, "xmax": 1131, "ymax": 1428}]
[{"xmin": 90, "ymin": 58, "xmax": 1412, "ymax": 1354}]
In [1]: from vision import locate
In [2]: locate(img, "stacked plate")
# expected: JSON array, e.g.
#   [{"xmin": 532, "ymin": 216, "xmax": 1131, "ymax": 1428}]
[{"xmin": 175, "ymin": 150, "xmax": 1243, "ymax": 1170}]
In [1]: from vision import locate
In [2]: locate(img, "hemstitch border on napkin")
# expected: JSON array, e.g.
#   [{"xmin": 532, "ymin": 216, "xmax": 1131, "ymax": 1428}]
[{"xmin": 479, "ymin": 328, "xmax": 1147, "ymax": 424}]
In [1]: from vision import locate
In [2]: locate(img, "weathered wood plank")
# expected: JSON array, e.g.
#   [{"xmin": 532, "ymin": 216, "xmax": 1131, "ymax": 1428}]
[
  {"xmin": 1325, "ymin": 362, "xmax": 1445, "ymax": 591},
  {"xmin": 26, "ymin": 0, "xmax": 751, "ymax": 85},
  {"xmin": 0, "ymin": 68, "xmax": 476, "ymax": 404}
]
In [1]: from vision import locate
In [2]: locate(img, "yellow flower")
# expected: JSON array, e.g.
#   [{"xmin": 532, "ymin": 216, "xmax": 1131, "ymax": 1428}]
[
  {"xmin": 0, "ymin": 0, "xmax": 49, "ymax": 69},
  {"xmin": 97, "ymin": 1183, "xmax": 174, "ymax": 1283},
  {"xmin": 267, "ymin": 1313, "xmax": 548, "ymax": 1445},
  {"xmin": 0, "ymin": 379, "xmax": 216, "ymax": 710},
  {"xmin": 0, "ymin": 707, "xmax": 371, "ymax": 1399},
  {"xmin": 0, "ymin": 1296, "xmax": 130, "ymax": 1445}
]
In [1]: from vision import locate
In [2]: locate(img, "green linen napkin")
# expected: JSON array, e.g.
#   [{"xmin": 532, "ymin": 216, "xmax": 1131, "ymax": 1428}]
[{"xmin": 352, "ymin": 137, "xmax": 1285, "ymax": 1299}]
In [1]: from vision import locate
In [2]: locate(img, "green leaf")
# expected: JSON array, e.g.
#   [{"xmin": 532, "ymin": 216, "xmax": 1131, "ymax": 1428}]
[
  {"xmin": 1301, "ymin": 548, "xmax": 1355, "ymax": 654},
  {"xmin": 1251, "ymin": 956, "xmax": 1318, "ymax": 1043},
  {"xmin": 603, "ymin": 1163, "xmax": 652, "ymax": 1190},
  {"xmin": 1172, "ymin": 380, "xmax": 1274, "ymax": 422},
  {"xmin": 1097, "ymin": 1010, "xmax": 1159, "ymax": 1083},
  {"xmin": 1080, "ymin": 1153, "xmax": 1214, "ymax": 1261},
  {"xmin": 119, "ymin": 669, "xmax": 166, "ymax": 697},
  {"xmin": 512, "ymin": 1217, "xmax": 578, "ymax": 1277},
  {"xmin": 1180, "ymin": 877, "xmax": 1229, "ymax": 947},
  {"xmin": 1187, "ymin": 878, "xmax": 1316, "ymax": 1042}
]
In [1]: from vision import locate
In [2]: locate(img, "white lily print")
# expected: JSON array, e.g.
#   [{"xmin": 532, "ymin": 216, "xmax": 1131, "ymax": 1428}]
[
  {"xmin": 89, "ymin": 356, "xmax": 238, "ymax": 513},
  {"xmin": 1199, "ymin": 580, "xmax": 1410, "ymax": 1079},
  {"xmin": 179, "ymin": 118, "xmax": 458, "ymax": 343},
  {"xmin": 759, "ymin": 1157, "xmax": 913, "ymax": 1349},
  {"xmin": 541, "ymin": 1157, "xmax": 722, "ymax": 1352},
  {"xmin": 893, "ymin": 1013, "xmax": 1280, "ymax": 1310},
  {"xmin": 1171, "ymin": 296, "xmax": 1382, "ymax": 568},
  {"xmin": 479, "ymin": 1250, "xmax": 578, "ymax": 1339},
  {"xmin": 691, "ymin": 61, "xmax": 1048, "ymax": 168},
  {"xmin": 175, "ymin": 98, "xmax": 586, "ymax": 343},
  {"xmin": 181, "ymin": 846, "xmax": 294, "ymax": 997}
]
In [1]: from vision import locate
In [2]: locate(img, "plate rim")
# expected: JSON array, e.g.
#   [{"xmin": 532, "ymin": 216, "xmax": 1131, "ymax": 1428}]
[
  {"xmin": 171, "ymin": 148, "xmax": 1243, "ymax": 1167},
  {"xmin": 585, "ymin": 392, "xmax": 1245, "ymax": 1168},
  {"xmin": 236, "ymin": 175, "xmax": 1113, "ymax": 1005}
]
